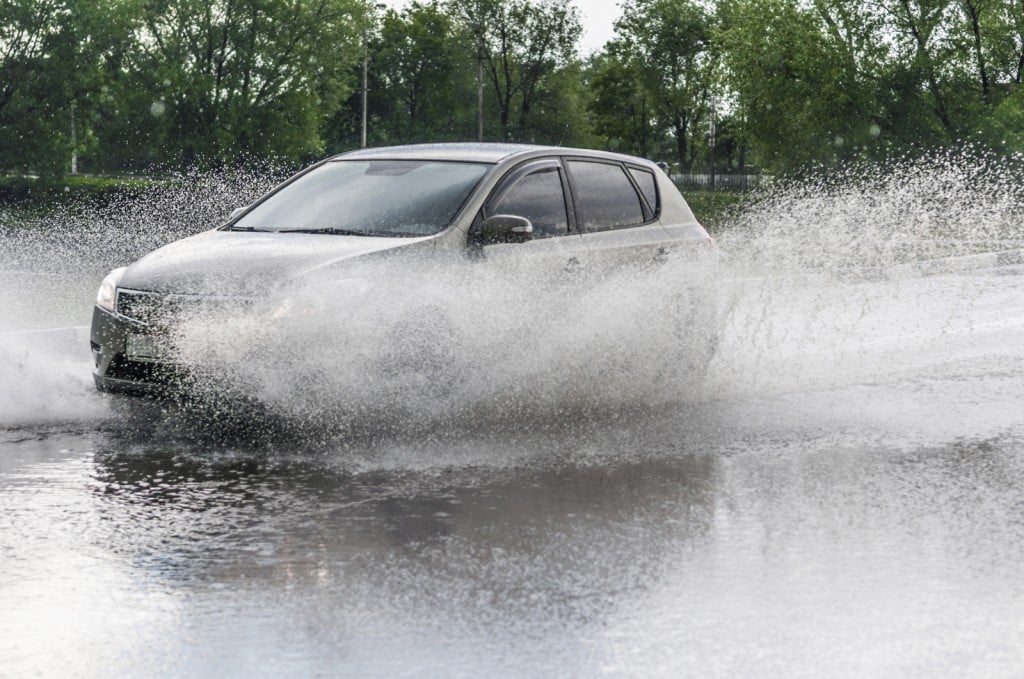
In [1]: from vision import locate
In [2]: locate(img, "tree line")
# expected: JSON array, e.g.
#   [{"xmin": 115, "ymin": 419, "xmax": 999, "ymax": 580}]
[{"xmin": 1, "ymin": 0, "xmax": 1021, "ymax": 179}]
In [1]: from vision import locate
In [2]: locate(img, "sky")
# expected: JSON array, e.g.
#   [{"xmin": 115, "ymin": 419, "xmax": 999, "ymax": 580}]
[{"xmin": 379, "ymin": 0, "xmax": 623, "ymax": 56}]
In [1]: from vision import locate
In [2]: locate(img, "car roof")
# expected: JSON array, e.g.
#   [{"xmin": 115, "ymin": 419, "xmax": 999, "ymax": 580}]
[
  {"xmin": 332, "ymin": 142, "xmax": 655, "ymax": 167},
  {"xmin": 334, "ymin": 143, "xmax": 543, "ymax": 163}
]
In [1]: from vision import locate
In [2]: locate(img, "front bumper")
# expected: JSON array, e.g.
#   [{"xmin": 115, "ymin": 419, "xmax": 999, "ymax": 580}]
[{"xmin": 90, "ymin": 305, "xmax": 183, "ymax": 395}]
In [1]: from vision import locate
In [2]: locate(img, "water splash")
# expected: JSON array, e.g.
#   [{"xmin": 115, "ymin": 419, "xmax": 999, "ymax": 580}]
[
  {"xmin": 0, "ymin": 165, "xmax": 284, "ymax": 427},
  {"xmin": 164, "ymin": 251, "xmax": 720, "ymax": 437},
  {"xmin": 1, "ymin": 149, "xmax": 1022, "ymax": 443},
  {"xmin": 702, "ymin": 148, "xmax": 1024, "ymax": 399},
  {"xmin": 719, "ymin": 148, "xmax": 1024, "ymax": 273}
]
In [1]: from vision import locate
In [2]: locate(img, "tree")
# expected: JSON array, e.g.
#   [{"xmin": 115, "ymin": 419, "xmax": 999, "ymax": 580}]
[
  {"xmin": 612, "ymin": 0, "xmax": 716, "ymax": 172},
  {"xmin": 373, "ymin": 2, "xmax": 478, "ymax": 143},
  {"xmin": 449, "ymin": 0, "xmax": 582, "ymax": 141},
  {"xmin": 516, "ymin": 58, "xmax": 596, "ymax": 146},
  {"xmin": 885, "ymin": 0, "xmax": 959, "ymax": 132},
  {"xmin": 0, "ymin": 0, "xmax": 57, "ymax": 116},
  {"xmin": 867, "ymin": 0, "xmax": 1021, "ymax": 148},
  {"xmin": 120, "ymin": 0, "xmax": 368, "ymax": 166},
  {"xmin": 0, "ymin": 0, "xmax": 69, "ymax": 173},
  {"xmin": 0, "ymin": 0, "xmax": 134, "ymax": 175},
  {"xmin": 586, "ymin": 47, "xmax": 658, "ymax": 157},
  {"xmin": 718, "ymin": 0, "xmax": 885, "ymax": 170}
]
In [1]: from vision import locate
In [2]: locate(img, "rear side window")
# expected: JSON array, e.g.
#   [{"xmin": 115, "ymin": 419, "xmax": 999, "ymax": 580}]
[
  {"xmin": 629, "ymin": 168, "xmax": 659, "ymax": 214},
  {"xmin": 488, "ymin": 167, "xmax": 569, "ymax": 238},
  {"xmin": 567, "ymin": 160, "xmax": 645, "ymax": 230}
]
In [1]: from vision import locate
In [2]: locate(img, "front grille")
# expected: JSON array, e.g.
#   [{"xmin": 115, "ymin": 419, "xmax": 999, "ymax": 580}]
[
  {"xmin": 115, "ymin": 289, "xmax": 252, "ymax": 328},
  {"xmin": 106, "ymin": 354, "xmax": 172, "ymax": 382},
  {"xmin": 115, "ymin": 289, "xmax": 164, "ymax": 325}
]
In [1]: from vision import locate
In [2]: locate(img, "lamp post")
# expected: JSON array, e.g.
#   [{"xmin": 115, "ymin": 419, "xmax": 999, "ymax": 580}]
[
  {"xmin": 708, "ymin": 93, "xmax": 716, "ymax": 191},
  {"xmin": 475, "ymin": 1, "xmax": 484, "ymax": 142},
  {"xmin": 70, "ymin": 102, "xmax": 78, "ymax": 175},
  {"xmin": 361, "ymin": 33, "xmax": 369, "ymax": 148},
  {"xmin": 361, "ymin": 3, "xmax": 387, "ymax": 149},
  {"xmin": 477, "ymin": 48, "xmax": 484, "ymax": 142}
]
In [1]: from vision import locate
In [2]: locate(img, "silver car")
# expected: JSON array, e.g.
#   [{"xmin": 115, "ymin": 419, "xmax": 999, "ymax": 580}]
[{"xmin": 90, "ymin": 143, "xmax": 716, "ymax": 394}]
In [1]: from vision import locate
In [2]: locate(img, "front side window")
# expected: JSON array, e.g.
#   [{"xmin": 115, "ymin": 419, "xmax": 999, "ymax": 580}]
[
  {"xmin": 488, "ymin": 167, "xmax": 569, "ymax": 238},
  {"xmin": 567, "ymin": 160, "xmax": 646, "ymax": 230},
  {"xmin": 232, "ymin": 160, "xmax": 489, "ymax": 237}
]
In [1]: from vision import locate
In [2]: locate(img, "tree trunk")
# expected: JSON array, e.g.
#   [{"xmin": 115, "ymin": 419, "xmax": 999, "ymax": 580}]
[
  {"xmin": 900, "ymin": 0, "xmax": 954, "ymax": 132},
  {"xmin": 962, "ymin": 0, "xmax": 990, "ymax": 103},
  {"xmin": 675, "ymin": 114, "xmax": 689, "ymax": 173}
]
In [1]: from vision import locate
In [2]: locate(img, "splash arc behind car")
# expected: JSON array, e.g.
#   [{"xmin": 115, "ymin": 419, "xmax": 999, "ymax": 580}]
[{"xmin": 90, "ymin": 143, "xmax": 717, "ymax": 395}]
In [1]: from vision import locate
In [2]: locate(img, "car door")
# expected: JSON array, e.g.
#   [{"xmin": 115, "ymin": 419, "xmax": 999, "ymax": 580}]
[
  {"xmin": 565, "ymin": 158, "xmax": 672, "ymax": 273},
  {"xmin": 473, "ymin": 158, "xmax": 587, "ymax": 279}
]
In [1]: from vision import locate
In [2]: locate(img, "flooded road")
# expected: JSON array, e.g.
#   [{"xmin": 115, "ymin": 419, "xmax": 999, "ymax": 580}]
[
  {"xmin": 4, "ymin": 265, "xmax": 1024, "ymax": 677},
  {"xmin": 3, "ymin": 160, "xmax": 1024, "ymax": 677},
  {"xmin": 3, "ymin": 373, "xmax": 1024, "ymax": 677}
]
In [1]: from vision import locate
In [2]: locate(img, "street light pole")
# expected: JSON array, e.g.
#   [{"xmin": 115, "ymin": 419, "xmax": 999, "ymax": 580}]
[
  {"xmin": 477, "ymin": 53, "xmax": 483, "ymax": 142},
  {"xmin": 475, "ymin": 2, "xmax": 484, "ymax": 142},
  {"xmin": 361, "ymin": 4, "xmax": 386, "ymax": 149},
  {"xmin": 708, "ymin": 94, "xmax": 716, "ymax": 191},
  {"xmin": 361, "ymin": 33, "xmax": 368, "ymax": 149},
  {"xmin": 70, "ymin": 102, "xmax": 78, "ymax": 175}
]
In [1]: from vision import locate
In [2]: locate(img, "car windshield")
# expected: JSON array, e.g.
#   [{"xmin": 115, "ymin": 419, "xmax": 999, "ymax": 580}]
[{"xmin": 232, "ymin": 160, "xmax": 490, "ymax": 237}]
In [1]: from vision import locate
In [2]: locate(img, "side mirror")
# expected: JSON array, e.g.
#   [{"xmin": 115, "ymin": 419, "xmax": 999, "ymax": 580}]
[
  {"xmin": 229, "ymin": 207, "xmax": 246, "ymax": 220},
  {"xmin": 480, "ymin": 214, "xmax": 533, "ymax": 244}
]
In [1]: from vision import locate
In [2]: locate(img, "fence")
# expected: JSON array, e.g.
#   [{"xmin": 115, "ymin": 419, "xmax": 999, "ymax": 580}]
[{"xmin": 671, "ymin": 173, "xmax": 765, "ymax": 192}]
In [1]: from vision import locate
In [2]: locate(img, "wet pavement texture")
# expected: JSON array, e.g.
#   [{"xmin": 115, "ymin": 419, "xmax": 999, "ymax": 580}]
[{"xmin": 2, "ymin": 343, "xmax": 1024, "ymax": 677}]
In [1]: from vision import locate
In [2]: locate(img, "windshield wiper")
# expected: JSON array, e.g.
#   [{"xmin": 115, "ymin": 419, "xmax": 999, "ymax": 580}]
[
  {"xmin": 277, "ymin": 227, "xmax": 384, "ymax": 236},
  {"xmin": 226, "ymin": 224, "xmax": 275, "ymax": 232}
]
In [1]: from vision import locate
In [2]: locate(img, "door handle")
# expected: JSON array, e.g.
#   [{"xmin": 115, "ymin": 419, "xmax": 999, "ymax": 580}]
[{"xmin": 565, "ymin": 256, "xmax": 582, "ymax": 273}]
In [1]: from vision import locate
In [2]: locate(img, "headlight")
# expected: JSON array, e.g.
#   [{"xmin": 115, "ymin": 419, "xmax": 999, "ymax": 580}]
[{"xmin": 96, "ymin": 266, "xmax": 127, "ymax": 312}]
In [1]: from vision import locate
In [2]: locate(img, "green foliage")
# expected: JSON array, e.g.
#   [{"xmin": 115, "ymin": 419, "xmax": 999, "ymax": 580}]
[
  {"xmin": 596, "ymin": 0, "xmax": 716, "ymax": 171},
  {"xmin": 448, "ymin": 0, "xmax": 582, "ymax": 141},
  {"xmin": 360, "ymin": 1, "xmax": 480, "ymax": 146},
  {"xmin": 719, "ymin": 0, "xmax": 1024, "ymax": 171},
  {"xmin": 326, "ymin": 0, "xmax": 587, "ymax": 149},
  {"xmin": 1, "ymin": 0, "xmax": 1021, "ymax": 181},
  {"xmin": 117, "ymin": 0, "xmax": 367, "ymax": 166},
  {"xmin": 0, "ymin": 0, "xmax": 136, "ymax": 176},
  {"xmin": 992, "ymin": 88, "xmax": 1024, "ymax": 153},
  {"xmin": 522, "ymin": 61, "xmax": 598, "ymax": 147},
  {"xmin": 0, "ymin": 174, "xmax": 155, "ymax": 208},
  {"xmin": 587, "ymin": 49, "xmax": 657, "ymax": 157},
  {"xmin": 718, "ymin": 0, "xmax": 880, "ymax": 170},
  {"xmin": 681, "ymin": 190, "xmax": 749, "ymax": 231}
]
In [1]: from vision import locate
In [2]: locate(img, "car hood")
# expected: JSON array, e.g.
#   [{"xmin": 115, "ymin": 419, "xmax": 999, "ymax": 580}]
[{"xmin": 118, "ymin": 229, "xmax": 435, "ymax": 294}]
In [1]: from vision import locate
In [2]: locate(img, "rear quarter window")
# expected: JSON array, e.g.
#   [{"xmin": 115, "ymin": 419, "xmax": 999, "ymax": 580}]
[
  {"xmin": 629, "ymin": 167, "xmax": 659, "ymax": 214},
  {"xmin": 567, "ymin": 160, "xmax": 646, "ymax": 230}
]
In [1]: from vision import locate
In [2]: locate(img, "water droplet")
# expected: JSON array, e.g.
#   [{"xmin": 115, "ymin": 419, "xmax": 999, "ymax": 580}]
[{"xmin": 150, "ymin": 101, "xmax": 166, "ymax": 117}]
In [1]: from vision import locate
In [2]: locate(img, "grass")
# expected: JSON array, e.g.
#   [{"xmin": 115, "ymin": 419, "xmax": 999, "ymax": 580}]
[
  {"xmin": 681, "ymin": 190, "xmax": 750, "ymax": 232},
  {"xmin": 0, "ymin": 174, "xmax": 157, "ymax": 210}
]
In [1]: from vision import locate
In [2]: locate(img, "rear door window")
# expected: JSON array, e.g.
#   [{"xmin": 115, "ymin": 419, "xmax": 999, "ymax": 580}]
[{"xmin": 566, "ymin": 160, "xmax": 646, "ymax": 230}]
